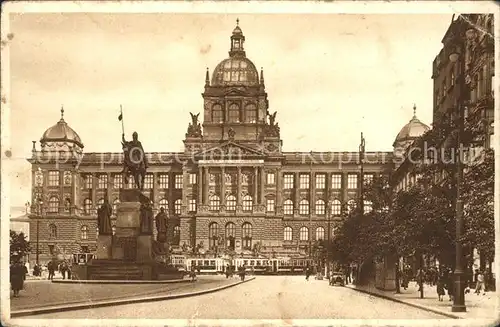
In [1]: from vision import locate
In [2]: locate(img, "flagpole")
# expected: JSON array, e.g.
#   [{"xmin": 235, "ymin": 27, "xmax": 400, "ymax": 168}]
[{"xmin": 120, "ymin": 105, "xmax": 124, "ymax": 135}]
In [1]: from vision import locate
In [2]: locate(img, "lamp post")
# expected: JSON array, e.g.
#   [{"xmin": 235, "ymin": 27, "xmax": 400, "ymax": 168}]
[
  {"xmin": 36, "ymin": 198, "xmax": 42, "ymax": 265},
  {"xmin": 359, "ymin": 133, "xmax": 365, "ymax": 215},
  {"xmin": 448, "ymin": 26, "xmax": 471, "ymax": 313},
  {"xmin": 327, "ymin": 203, "xmax": 331, "ymax": 277}
]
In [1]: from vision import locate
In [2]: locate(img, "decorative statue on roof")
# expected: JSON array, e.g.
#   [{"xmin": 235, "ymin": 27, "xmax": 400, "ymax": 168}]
[
  {"xmin": 186, "ymin": 112, "xmax": 202, "ymax": 138},
  {"xmin": 263, "ymin": 111, "xmax": 280, "ymax": 137}
]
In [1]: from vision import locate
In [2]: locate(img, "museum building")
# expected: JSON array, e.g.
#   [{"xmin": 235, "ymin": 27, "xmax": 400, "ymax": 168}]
[{"xmin": 27, "ymin": 22, "xmax": 424, "ymax": 265}]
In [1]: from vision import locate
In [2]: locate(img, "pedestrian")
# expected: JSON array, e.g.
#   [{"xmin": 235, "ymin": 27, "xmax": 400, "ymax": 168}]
[
  {"xmin": 444, "ymin": 269, "xmax": 454, "ymax": 301},
  {"xmin": 305, "ymin": 265, "xmax": 311, "ymax": 281},
  {"xmin": 436, "ymin": 274, "xmax": 446, "ymax": 301},
  {"xmin": 475, "ymin": 271, "xmax": 486, "ymax": 295},
  {"xmin": 225, "ymin": 264, "xmax": 230, "ymax": 279},
  {"xmin": 10, "ymin": 260, "xmax": 27, "ymax": 297},
  {"xmin": 401, "ymin": 269, "xmax": 409, "ymax": 290},
  {"xmin": 47, "ymin": 261, "xmax": 54, "ymax": 280},
  {"xmin": 416, "ymin": 268, "xmax": 423, "ymax": 292},
  {"xmin": 345, "ymin": 265, "xmax": 351, "ymax": 285}
]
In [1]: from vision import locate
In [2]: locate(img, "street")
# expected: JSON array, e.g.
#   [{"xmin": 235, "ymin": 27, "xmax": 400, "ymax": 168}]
[{"xmin": 29, "ymin": 276, "xmax": 447, "ymax": 319}]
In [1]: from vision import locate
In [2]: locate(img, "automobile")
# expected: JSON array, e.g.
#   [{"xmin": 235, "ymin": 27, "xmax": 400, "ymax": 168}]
[{"xmin": 329, "ymin": 271, "xmax": 345, "ymax": 286}]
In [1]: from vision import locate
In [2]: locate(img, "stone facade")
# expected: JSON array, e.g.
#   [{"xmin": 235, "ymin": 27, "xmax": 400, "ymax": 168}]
[{"xmin": 26, "ymin": 21, "xmax": 394, "ymax": 266}]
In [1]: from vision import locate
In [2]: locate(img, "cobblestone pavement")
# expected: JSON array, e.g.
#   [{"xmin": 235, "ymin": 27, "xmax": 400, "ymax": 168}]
[
  {"xmin": 29, "ymin": 276, "xmax": 447, "ymax": 319},
  {"xmin": 11, "ymin": 276, "xmax": 234, "ymax": 311}
]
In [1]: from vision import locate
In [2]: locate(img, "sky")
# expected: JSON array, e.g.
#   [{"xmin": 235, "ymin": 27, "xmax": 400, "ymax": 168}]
[{"xmin": 6, "ymin": 12, "xmax": 454, "ymax": 207}]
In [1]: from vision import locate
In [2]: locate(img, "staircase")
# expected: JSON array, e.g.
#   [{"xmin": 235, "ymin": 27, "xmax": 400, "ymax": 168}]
[{"xmin": 88, "ymin": 261, "xmax": 144, "ymax": 280}]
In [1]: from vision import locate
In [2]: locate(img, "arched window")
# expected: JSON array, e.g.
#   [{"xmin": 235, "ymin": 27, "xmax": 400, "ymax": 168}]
[
  {"xmin": 174, "ymin": 199, "xmax": 182, "ymax": 215},
  {"xmin": 284, "ymin": 226, "xmax": 293, "ymax": 241},
  {"xmin": 315, "ymin": 199, "xmax": 325, "ymax": 215},
  {"xmin": 242, "ymin": 195, "xmax": 253, "ymax": 212},
  {"xmin": 211, "ymin": 104, "xmax": 223, "ymax": 123},
  {"xmin": 315, "ymin": 227, "xmax": 325, "ymax": 241},
  {"xmin": 228, "ymin": 103, "xmax": 240, "ymax": 122},
  {"xmin": 113, "ymin": 199, "xmax": 120, "ymax": 216},
  {"xmin": 209, "ymin": 195, "xmax": 220, "ymax": 211},
  {"xmin": 84, "ymin": 199, "xmax": 93, "ymax": 215},
  {"xmin": 331, "ymin": 199, "xmax": 342, "ymax": 216},
  {"xmin": 226, "ymin": 195, "xmax": 236, "ymax": 211},
  {"xmin": 299, "ymin": 227, "xmax": 309, "ymax": 241},
  {"xmin": 299, "ymin": 199, "xmax": 309, "ymax": 215},
  {"xmin": 48, "ymin": 196, "xmax": 59, "ymax": 213},
  {"xmin": 159, "ymin": 198, "xmax": 168, "ymax": 211},
  {"xmin": 245, "ymin": 104, "xmax": 257, "ymax": 123},
  {"xmin": 48, "ymin": 223, "xmax": 57, "ymax": 239},
  {"xmin": 81, "ymin": 225, "xmax": 88, "ymax": 240},
  {"xmin": 225, "ymin": 222, "xmax": 236, "ymax": 250},
  {"xmin": 242, "ymin": 223, "xmax": 252, "ymax": 250},
  {"xmin": 364, "ymin": 200, "xmax": 373, "ymax": 214},
  {"xmin": 347, "ymin": 199, "xmax": 356, "ymax": 213},
  {"xmin": 283, "ymin": 199, "xmax": 294, "ymax": 215},
  {"xmin": 209, "ymin": 222, "xmax": 219, "ymax": 250}
]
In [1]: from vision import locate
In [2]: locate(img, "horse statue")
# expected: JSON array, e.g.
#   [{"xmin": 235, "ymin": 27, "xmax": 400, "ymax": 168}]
[{"xmin": 121, "ymin": 131, "xmax": 147, "ymax": 190}]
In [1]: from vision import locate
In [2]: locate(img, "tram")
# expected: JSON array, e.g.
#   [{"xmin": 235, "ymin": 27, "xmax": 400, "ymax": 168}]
[{"xmin": 185, "ymin": 257, "xmax": 228, "ymax": 274}]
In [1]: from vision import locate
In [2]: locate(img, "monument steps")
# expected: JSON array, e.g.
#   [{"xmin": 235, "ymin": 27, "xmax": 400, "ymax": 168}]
[{"xmin": 88, "ymin": 262, "xmax": 145, "ymax": 280}]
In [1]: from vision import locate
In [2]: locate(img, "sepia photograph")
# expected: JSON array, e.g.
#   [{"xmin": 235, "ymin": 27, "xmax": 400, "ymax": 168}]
[{"xmin": 1, "ymin": 1, "xmax": 498, "ymax": 326}]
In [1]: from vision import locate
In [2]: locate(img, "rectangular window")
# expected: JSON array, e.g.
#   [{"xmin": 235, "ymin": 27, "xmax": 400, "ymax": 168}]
[
  {"xmin": 48, "ymin": 171, "xmax": 60, "ymax": 186},
  {"xmin": 159, "ymin": 174, "xmax": 169, "ymax": 189},
  {"xmin": 144, "ymin": 174, "xmax": 154, "ymax": 189},
  {"xmin": 266, "ymin": 199, "xmax": 275, "ymax": 213},
  {"xmin": 175, "ymin": 174, "xmax": 183, "ymax": 189},
  {"xmin": 363, "ymin": 173, "xmax": 374, "ymax": 185},
  {"xmin": 113, "ymin": 174, "xmax": 123, "ymax": 189},
  {"xmin": 246, "ymin": 109, "xmax": 257, "ymax": 123},
  {"xmin": 315, "ymin": 174, "xmax": 326, "ymax": 189},
  {"xmin": 48, "ymin": 245, "xmax": 54, "ymax": 255},
  {"xmin": 331, "ymin": 174, "xmax": 342, "ymax": 189},
  {"xmin": 84, "ymin": 174, "xmax": 93, "ymax": 189},
  {"xmin": 284, "ymin": 174, "xmax": 294, "ymax": 189},
  {"xmin": 97, "ymin": 174, "xmax": 108, "ymax": 189},
  {"xmin": 189, "ymin": 173, "xmax": 197, "ymax": 185},
  {"xmin": 347, "ymin": 174, "xmax": 358, "ymax": 189},
  {"xmin": 266, "ymin": 172, "xmax": 275, "ymax": 185},
  {"xmin": 188, "ymin": 199, "xmax": 197, "ymax": 213},
  {"xmin": 299, "ymin": 174, "xmax": 310, "ymax": 189}
]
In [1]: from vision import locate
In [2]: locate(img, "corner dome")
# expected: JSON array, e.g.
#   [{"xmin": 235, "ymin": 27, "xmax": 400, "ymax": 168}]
[
  {"xmin": 393, "ymin": 105, "xmax": 430, "ymax": 146},
  {"xmin": 40, "ymin": 107, "xmax": 84, "ymax": 149}
]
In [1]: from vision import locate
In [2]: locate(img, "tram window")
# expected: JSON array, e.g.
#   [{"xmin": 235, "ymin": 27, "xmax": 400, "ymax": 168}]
[
  {"xmin": 210, "ymin": 260, "xmax": 215, "ymax": 266},
  {"xmin": 250, "ymin": 260, "xmax": 255, "ymax": 266},
  {"xmin": 204, "ymin": 260, "xmax": 209, "ymax": 266},
  {"xmin": 244, "ymin": 260, "xmax": 248, "ymax": 265},
  {"xmin": 256, "ymin": 260, "xmax": 261, "ymax": 266},
  {"xmin": 191, "ymin": 260, "xmax": 195, "ymax": 266}
]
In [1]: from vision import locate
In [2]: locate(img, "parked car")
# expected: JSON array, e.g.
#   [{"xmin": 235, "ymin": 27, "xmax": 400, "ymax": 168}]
[{"xmin": 330, "ymin": 272, "xmax": 345, "ymax": 286}]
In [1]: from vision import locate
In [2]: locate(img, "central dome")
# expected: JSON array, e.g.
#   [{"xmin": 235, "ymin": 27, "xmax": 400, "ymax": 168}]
[
  {"xmin": 211, "ymin": 19, "xmax": 260, "ymax": 87},
  {"xmin": 393, "ymin": 105, "xmax": 430, "ymax": 147},
  {"xmin": 40, "ymin": 107, "xmax": 84, "ymax": 149},
  {"xmin": 211, "ymin": 57, "xmax": 259, "ymax": 86}
]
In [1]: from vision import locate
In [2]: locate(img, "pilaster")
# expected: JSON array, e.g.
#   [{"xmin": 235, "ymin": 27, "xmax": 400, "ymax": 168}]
[
  {"xmin": 203, "ymin": 167, "xmax": 209, "ymax": 205},
  {"xmin": 198, "ymin": 166, "xmax": 203, "ymax": 204},
  {"xmin": 237, "ymin": 167, "xmax": 242, "ymax": 205},
  {"xmin": 253, "ymin": 167, "xmax": 258, "ymax": 204},
  {"xmin": 221, "ymin": 167, "xmax": 226, "ymax": 206},
  {"xmin": 260, "ymin": 167, "xmax": 265, "ymax": 204}
]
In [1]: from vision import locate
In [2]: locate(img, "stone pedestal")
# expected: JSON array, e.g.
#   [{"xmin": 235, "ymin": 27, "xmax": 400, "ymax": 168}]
[
  {"xmin": 116, "ymin": 202, "xmax": 141, "ymax": 229},
  {"xmin": 95, "ymin": 235, "xmax": 112, "ymax": 259},
  {"xmin": 137, "ymin": 235, "xmax": 153, "ymax": 262}
]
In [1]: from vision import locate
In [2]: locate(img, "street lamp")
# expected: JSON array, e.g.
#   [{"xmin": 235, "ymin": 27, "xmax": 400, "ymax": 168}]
[
  {"xmin": 448, "ymin": 28, "xmax": 472, "ymax": 313},
  {"xmin": 36, "ymin": 197, "xmax": 43, "ymax": 265}
]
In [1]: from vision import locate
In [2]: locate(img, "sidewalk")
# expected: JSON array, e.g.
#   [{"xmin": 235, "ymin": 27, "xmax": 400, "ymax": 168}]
[
  {"xmin": 11, "ymin": 276, "xmax": 230, "ymax": 312},
  {"xmin": 346, "ymin": 281, "xmax": 498, "ymax": 319}
]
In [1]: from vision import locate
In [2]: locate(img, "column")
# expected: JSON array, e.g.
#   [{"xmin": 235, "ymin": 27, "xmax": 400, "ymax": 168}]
[
  {"xmin": 182, "ymin": 166, "xmax": 189, "ymax": 214},
  {"xmin": 221, "ymin": 167, "xmax": 226, "ymax": 206},
  {"xmin": 237, "ymin": 167, "xmax": 242, "ymax": 206},
  {"xmin": 152, "ymin": 172, "xmax": 158, "ymax": 206},
  {"xmin": 325, "ymin": 172, "xmax": 331, "ymax": 210},
  {"xmin": 91, "ymin": 173, "xmax": 97, "ymax": 214},
  {"xmin": 203, "ymin": 167, "xmax": 209, "ymax": 206},
  {"xmin": 107, "ymin": 172, "xmax": 112, "ymax": 203},
  {"xmin": 198, "ymin": 166, "xmax": 203, "ymax": 205},
  {"xmin": 260, "ymin": 167, "xmax": 265, "ymax": 204},
  {"xmin": 253, "ymin": 167, "xmax": 258, "ymax": 204},
  {"xmin": 310, "ymin": 172, "xmax": 315, "ymax": 216},
  {"xmin": 59, "ymin": 170, "xmax": 64, "ymax": 214},
  {"xmin": 168, "ymin": 172, "xmax": 173, "ymax": 216},
  {"xmin": 294, "ymin": 172, "xmax": 300, "ymax": 211},
  {"xmin": 341, "ymin": 172, "xmax": 348, "ymax": 203},
  {"xmin": 276, "ymin": 169, "xmax": 283, "ymax": 209}
]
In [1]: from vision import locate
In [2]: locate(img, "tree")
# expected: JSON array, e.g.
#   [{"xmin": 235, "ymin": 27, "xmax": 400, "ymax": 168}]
[{"xmin": 10, "ymin": 230, "xmax": 31, "ymax": 263}]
